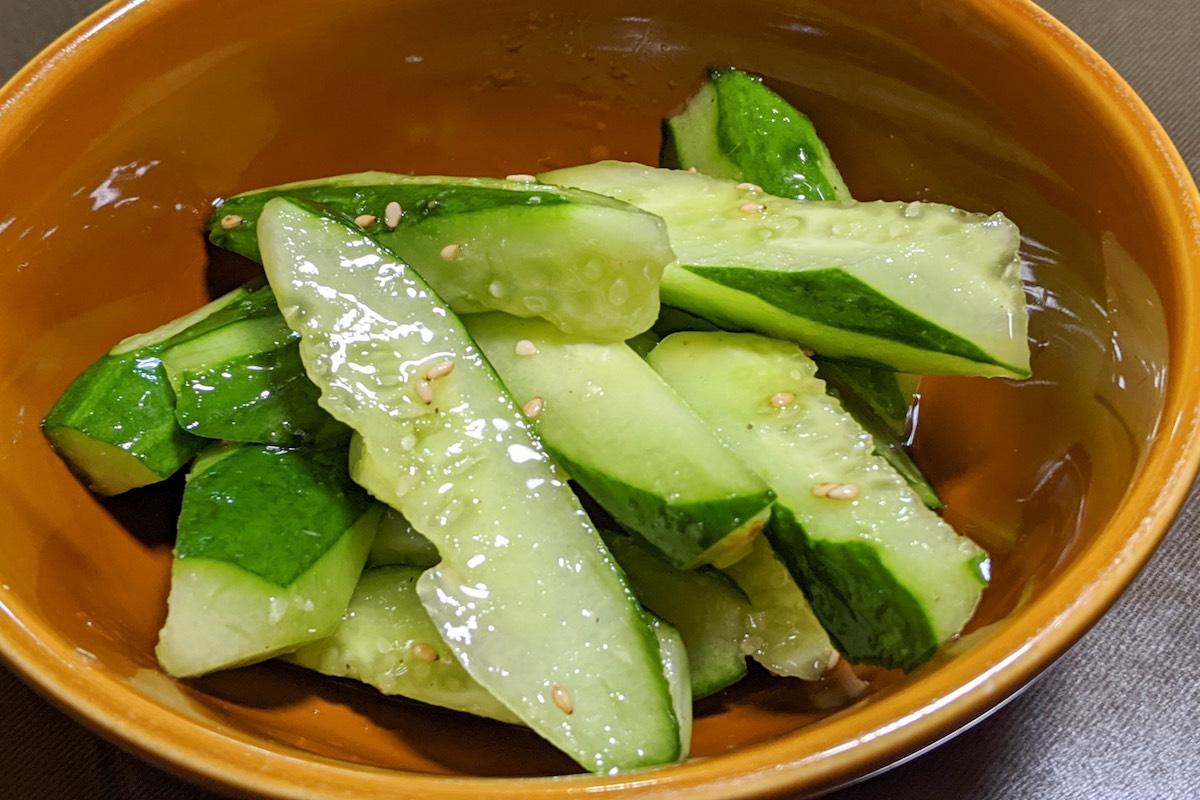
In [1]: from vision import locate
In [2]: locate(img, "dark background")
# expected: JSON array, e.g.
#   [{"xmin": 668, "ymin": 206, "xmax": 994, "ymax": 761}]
[{"xmin": 1, "ymin": 1, "xmax": 1197, "ymax": 797}]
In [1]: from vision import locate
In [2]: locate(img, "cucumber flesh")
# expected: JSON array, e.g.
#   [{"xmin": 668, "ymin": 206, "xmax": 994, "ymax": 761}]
[
  {"xmin": 465, "ymin": 312, "xmax": 773, "ymax": 569},
  {"xmin": 284, "ymin": 566, "xmax": 519, "ymax": 723},
  {"xmin": 603, "ymin": 530, "xmax": 749, "ymax": 698},
  {"xmin": 720, "ymin": 535, "xmax": 834, "ymax": 680},
  {"xmin": 367, "ymin": 507, "xmax": 442, "ymax": 569},
  {"xmin": 648, "ymin": 332, "xmax": 989, "ymax": 670},
  {"xmin": 660, "ymin": 66, "xmax": 849, "ymax": 201},
  {"xmin": 211, "ymin": 173, "xmax": 674, "ymax": 341},
  {"xmin": 156, "ymin": 443, "xmax": 378, "ymax": 678},
  {"xmin": 257, "ymin": 197, "xmax": 680, "ymax": 773},
  {"xmin": 649, "ymin": 616, "xmax": 692, "ymax": 758},
  {"xmin": 541, "ymin": 161, "xmax": 1029, "ymax": 378}
]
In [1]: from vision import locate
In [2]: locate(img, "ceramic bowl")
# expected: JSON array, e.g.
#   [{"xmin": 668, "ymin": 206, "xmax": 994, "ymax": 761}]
[{"xmin": 2, "ymin": 0, "xmax": 1198, "ymax": 797}]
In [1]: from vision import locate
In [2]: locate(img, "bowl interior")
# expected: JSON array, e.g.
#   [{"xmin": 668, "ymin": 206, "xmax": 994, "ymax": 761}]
[{"xmin": 0, "ymin": 0, "xmax": 1190, "ymax": 795}]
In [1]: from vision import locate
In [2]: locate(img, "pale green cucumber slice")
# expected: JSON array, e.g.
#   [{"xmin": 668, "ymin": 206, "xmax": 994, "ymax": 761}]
[
  {"xmin": 603, "ymin": 530, "xmax": 749, "ymax": 698},
  {"xmin": 659, "ymin": 66, "xmax": 849, "ymax": 201},
  {"xmin": 211, "ymin": 173, "xmax": 675, "ymax": 341},
  {"xmin": 284, "ymin": 566, "xmax": 518, "ymax": 723},
  {"xmin": 368, "ymin": 508, "xmax": 442, "ymax": 569},
  {"xmin": 155, "ymin": 443, "xmax": 378, "ymax": 678},
  {"xmin": 257, "ymin": 197, "xmax": 679, "ymax": 773},
  {"xmin": 465, "ymin": 311, "xmax": 773, "ymax": 569},
  {"xmin": 649, "ymin": 616, "xmax": 692, "ymax": 758},
  {"xmin": 720, "ymin": 535, "xmax": 834, "ymax": 680},
  {"xmin": 648, "ymin": 332, "xmax": 989, "ymax": 670},
  {"xmin": 541, "ymin": 161, "xmax": 1029, "ymax": 378},
  {"xmin": 42, "ymin": 284, "xmax": 257, "ymax": 495}
]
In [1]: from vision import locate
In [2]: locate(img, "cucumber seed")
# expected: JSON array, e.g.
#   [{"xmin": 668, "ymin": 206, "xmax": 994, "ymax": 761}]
[
  {"xmin": 740, "ymin": 202, "xmax": 767, "ymax": 214},
  {"xmin": 411, "ymin": 642, "xmax": 440, "ymax": 662},
  {"xmin": 523, "ymin": 396, "xmax": 544, "ymax": 419},
  {"xmin": 736, "ymin": 182, "xmax": 763, "ymax": 193},
  {"xmin": 354, "ymin": 213, "xmax": 377, "ymax": 228},
  {"xmin": 768, "ymin": 391, "xmax": 796, "ymax": 408},
  {"xmin": 416, "ymin": 378, "xmax": 434, "ymax": 405},
  {"xmin": 384, "ymin": 201, "xmax": 404, "ymax": 228},
  {"xmin": 514, "ymin": 339, "xmax": 539, "ymax": 356},
  {"xmin": 506, "ymin": 173, "xmax": 537, "ymax": 182},
  {"xmin": 440, "ymin": 243, "xmax": 462, "ymax": 261},
  {"xmin": 426, "ymin": 360, "xmax": 455, "ymax": 381},
  {"xmin": 219, "ymin": 214, "xmax": 244, "ymax": 230},
  {"xmin": 551, "ymin": 685, "xmax": 574, "ymax": 715}
]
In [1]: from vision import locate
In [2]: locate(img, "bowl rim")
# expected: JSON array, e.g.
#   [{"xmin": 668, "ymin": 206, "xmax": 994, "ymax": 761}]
[{"xmin": 2, "ymin": 0, "xmax": 1199, "ymax": 797}]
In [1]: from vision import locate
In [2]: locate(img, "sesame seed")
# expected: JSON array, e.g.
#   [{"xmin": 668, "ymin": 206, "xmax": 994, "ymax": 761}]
[
  {"xmin": 687, "ymin": 166, "xmax": 698, "ymax": 173},
  {"xmin": 425, "ymin": 360, "xmax": 455, "ymax": 381},
  {"xmin": 219, "ymin": 214, "xmax": 243, "ymax": 230},
  {"xmin": 826, "ymin": 483, "xmax": 860, "ymax": 501},
  {"xmin": 801, "ymin": 347, "xmax": 815, "ymax": 357},
  {"xmin": 740, "ymin": 202, "xmax": 767, "ymax": 213},
  {"xmin": 514, "ymin": 339, "xmax": 539, "ymax": 356},
  {"xmin": 811, "ymin": 482, "xmax": 838, "ymax": 497},
  {"xmin": 769, "ymin": 391, "xmax": 796, "ymax": 408},
  {"xmin": 523, "ymin": 396, "xmax": 544, "ymax": 419},
  {"xmin": 506, "ymin": 173, "xmax": 537, "ymax": 182},
  {"xmin": 736, "ymin": 182, "xmax": 763, "ymax": 193},
  {"xmin": 411, "ymin": 642, "xmax": 440, "ymax": 662},
  {"xmin": 551, "ymin": 685, "xmax": 574, "ymax": 715},
  {"xmin": 440, "ymin": 243, "xmax": 462, "ymax": 261},
  {"xmin": 416, "ymin": 378, "xmax": 434, "ymax": 405},
  {"xmin": 384, "ymin": 201, "xmax": 404, "ymax": 228},
  {"xmin": 354, "ymin": 214, "xmax": 377, "ymax": 228},
  {"xmin": 826, "ymin": 651, "xmax": 841, "ymax": 671}
]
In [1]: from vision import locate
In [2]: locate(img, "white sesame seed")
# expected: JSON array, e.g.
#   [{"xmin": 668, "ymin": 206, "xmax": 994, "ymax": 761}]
[
  {"xmin": 506, "ymin": 173, "xmax": 537, "ymax": 182},
  {"xmin": 826, "ymin": 483, "xmax": 860, "ymax": 501},
  {"xmin": 551, "ymin": 685, "xmax": 574, "ymax": 715},
  {"xmin": 736, "ymin": 182, "xmax": 763, "ymax": 193},
  {"xmin": 440, "ymin": 243, "xmax": 462, "ymax": 261},
  {"xmin": 425, "ymin": 360, "xmax": 455, "ymax": 381},
  {"xmin": 740, "ymin": 202, "xmax": 767, "ymax": 214},
  {"xmin": 523, "ymin": 396, "xmax": 544, "ymax": 419},
  {"xmin": 769, "ymin": 391, "xmax": 796, "ymax": 408},
  {"xmin": 514, "ymin": 339, "xmax": 539, "ymax": 356},
  {"xmin": 811, "ymin": 482, "xmax": 838, "ymax": 498},
  {"xmin": 219, "ymin": 214, "xmax": 243, "ymax": 230},
  {"xmin": 384, "ymin": 201, "xmax": 404, "ymax": 228},
  {"xmin": 826, "ymin": 651, "xmax": 841, "ymax": 671},
  {"xmin": 354, "ymin": 213, "xmax": 377, "ymax": 228},
  {"xmin": 416, "ymin": 378, "xmax": 434, "ymax": 405},
  {"xmin": 687, "ymin": 166, "xmax": 698, "ymax": 173},
  {"xmin": 411, "ymin": 642, "xmax": 440, "ymax": 662}
]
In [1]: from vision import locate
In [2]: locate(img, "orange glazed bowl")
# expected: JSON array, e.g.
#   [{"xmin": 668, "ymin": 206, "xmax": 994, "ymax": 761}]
[{"xmin": 1, "ymin": 0, "xmax": 1198, "ymax": 797}]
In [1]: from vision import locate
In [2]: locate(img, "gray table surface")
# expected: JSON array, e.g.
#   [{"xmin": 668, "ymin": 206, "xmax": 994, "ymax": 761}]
[{"xmin": 2, "ymin": 1, "xmax": 1198, "ymax": 798}]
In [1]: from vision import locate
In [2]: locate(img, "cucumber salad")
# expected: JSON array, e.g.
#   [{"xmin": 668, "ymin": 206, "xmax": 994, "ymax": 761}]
[{"xmin": 42, "ymin": 67, "xmax": 1027, "ymax": 774}]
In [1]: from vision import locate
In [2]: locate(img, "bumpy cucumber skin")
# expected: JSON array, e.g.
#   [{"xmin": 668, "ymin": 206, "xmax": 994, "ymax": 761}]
[
  {"xmin": 210, "ymin": 173, "xmax": 673, "ymax": 341},
  {"xmin": 660, "ymin": 67, "xmax": 849, "ymax": 201},
  {"xmin": 284, "ymin": 566, "xmax": 520, "ymax": 723},
  {"xmin": 465, "ymin": 311, "xmax": 774, "ymax": 569},
  {"xmin": 257, "ymin": 198, "xmax": 680, "ymax": 773},
  {"xmin": 648, "ymin": 332, "xmax": 988, "ymax": 671},
  {"xmin": 541, "ymin": 161, "xmax": 1029, "ymax": 378}
]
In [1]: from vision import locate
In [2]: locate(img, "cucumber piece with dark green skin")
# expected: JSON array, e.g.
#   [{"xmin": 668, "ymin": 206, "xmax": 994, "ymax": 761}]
[
  {"xmin": 210, "ymin": 172, "xmax": 674, "ymax": 341},
  {"xmin": 647, "ymin": 332, "xmax": 989, "ymax": 671},
  {"xmin": 283, "ymin": 565, "xmax": 519, "ymax": 723},
  {"xmin": 257, "ymin": 197, "xmax": 681, "ymax": 773},
  {"xmin": 158, "ymin": 285, "xmax": 345, "ymax": 446},
  {"xmin": 465, "ymin": 312, "xmax": 773, "ymax": 569},
  {"xmin": 660, "ymin": 66, "xmax": 849, "ymax": 202},
  {"xmin": 541, "ymin": 161, "xmax": 1029, "ymax": 378},
  {"xmin": 41, "ymin": 285, "xmax": 257, "ymax": 495},
  {"xmin": 156, "ymin": 442, "xmax": 379, "ymax": 678},
  {"xmin": 602, "ymin": 530, "xmax": 750, "ymax": 698}
]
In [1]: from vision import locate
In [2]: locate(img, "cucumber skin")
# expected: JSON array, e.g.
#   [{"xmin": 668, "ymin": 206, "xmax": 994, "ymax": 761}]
[{"xmin": 258, "ymin": 197, "xmax": 680, "ymax": 773}]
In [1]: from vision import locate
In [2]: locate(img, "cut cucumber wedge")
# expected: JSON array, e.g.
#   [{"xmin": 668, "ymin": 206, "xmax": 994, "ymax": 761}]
[
  {"xmin": 284, "ymin": 566, "xmax": 519, "ymax": 723},
  {"xmin": 648, "ymin": 332, "xmax": 989, "ymax": 670},
  {"xmin": 257, "ymin": 197, "xmax": 680, "ymax": 773},
  {"xmin": 541, "ymin": 161, "xmax": 1029, "ymax": 378},
  {"xmin": 156, "ymin": 443, "xmax": 378, "ymax": 678},
  {"xmin": 367, "ymin": 507, "xmax": 442, "ymax": 569},
  {"xmin": 211, "ymin": 173, "xmax": 674, "ymax": 341},
  {"xmin": 465, "ymin": 311, "xmax": 773, "ymax": 569},
  {"xmin": 660, "ymin": 66, "xmax": 849, "ymax": 201}
]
